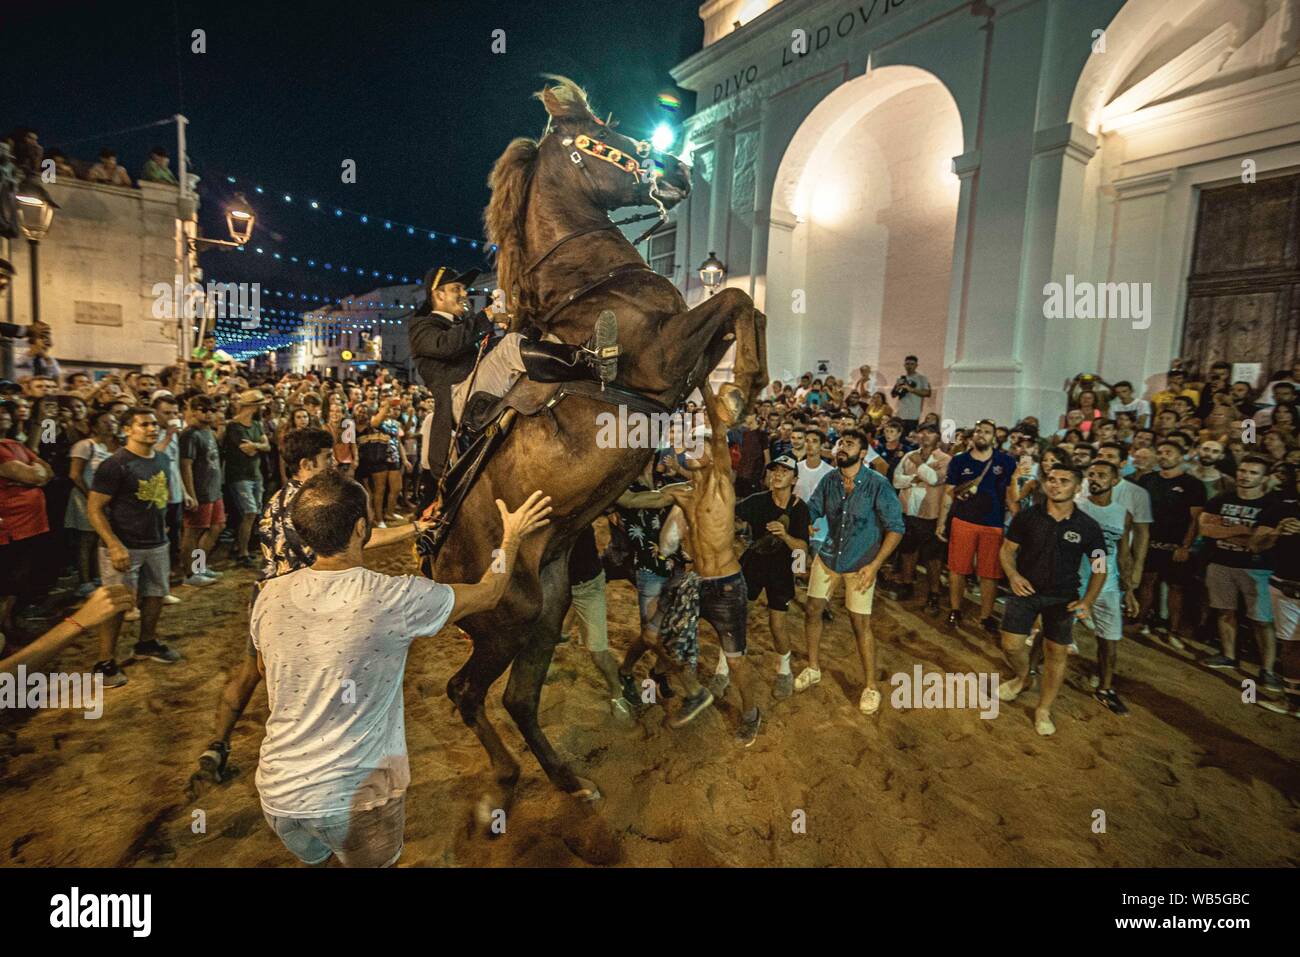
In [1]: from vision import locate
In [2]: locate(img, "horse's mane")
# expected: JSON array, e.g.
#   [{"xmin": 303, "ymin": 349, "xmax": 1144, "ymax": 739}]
[
  {"xmin": 484, "ymin": 76, "xmax": 596, "ymax": 317},
  {"xmin": 484, "ymin": 137, "xmax": 540, "ymax": 316}
]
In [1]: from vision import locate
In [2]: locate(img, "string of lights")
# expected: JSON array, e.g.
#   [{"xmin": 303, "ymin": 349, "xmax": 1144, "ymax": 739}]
[{"xmin": 218, "ymin": 173, "xmax": 498, "ymax": 252}]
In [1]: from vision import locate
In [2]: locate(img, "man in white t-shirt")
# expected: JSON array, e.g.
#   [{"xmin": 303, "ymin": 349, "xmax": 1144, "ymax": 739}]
[
  {"xmin": 1108, "ymin": 380, "xmax": 1151, "ymax": 429},
  {"xmin": 1086, "ymin": 444, "xmax": 1152, "ymax": 592},
  {"xmin": 252, "ymin": 469, "xmax": 552, "ymax": 867},
  {"xmin": 795, "ymin": 428, "xmax": 835, "ymax": 502}
]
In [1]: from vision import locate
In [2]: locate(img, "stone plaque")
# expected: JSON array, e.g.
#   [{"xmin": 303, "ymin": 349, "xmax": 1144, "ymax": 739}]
[{"xmin": 74, "ymin": 301, "xmax": 123, "ymax": 327}]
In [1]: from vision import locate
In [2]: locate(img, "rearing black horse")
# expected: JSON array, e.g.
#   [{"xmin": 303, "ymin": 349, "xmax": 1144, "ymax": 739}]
[{"xmin": 430, "ymin": 76, "xmax": 766, "ymax": 822}]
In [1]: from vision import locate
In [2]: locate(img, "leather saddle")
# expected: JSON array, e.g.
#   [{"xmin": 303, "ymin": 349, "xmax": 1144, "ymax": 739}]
[{"xmin": 416, "ymin": 375, "xmax": 670, "ymax": 571}]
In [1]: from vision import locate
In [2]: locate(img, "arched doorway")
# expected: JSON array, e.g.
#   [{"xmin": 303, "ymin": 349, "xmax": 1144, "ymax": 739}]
[{"xmin": 764, "ymin": 65, "xmax": 963, "ymax": 404}]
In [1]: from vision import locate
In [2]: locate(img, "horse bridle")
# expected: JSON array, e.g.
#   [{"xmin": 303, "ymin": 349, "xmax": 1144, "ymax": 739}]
[{"xmin": 522, "ymin": 130, "xmax": 673, "ymax": 278}]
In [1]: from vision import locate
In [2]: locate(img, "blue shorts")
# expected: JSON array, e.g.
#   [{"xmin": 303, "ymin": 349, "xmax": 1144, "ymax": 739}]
[
  {"xmin": 634, "ymin": 567, "xmax": 669, "ymax": 626},
  {"xmin": 264, "ymin": 795, "xmax": 405, "ymax": 868},
  {"xmin": 229, "ymin": 478, "xmax": 264, "ymax": 517}
]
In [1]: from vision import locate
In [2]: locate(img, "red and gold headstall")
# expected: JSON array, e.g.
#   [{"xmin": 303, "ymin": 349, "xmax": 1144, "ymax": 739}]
[{"xmin": 569, "ymin": 134, "xmax": 646, "ymax": 176}]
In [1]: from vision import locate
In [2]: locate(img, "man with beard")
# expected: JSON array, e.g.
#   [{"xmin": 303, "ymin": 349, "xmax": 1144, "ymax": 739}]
[
  {"xmin": 1092, "ymin": 442, "xmax": 1152, "ymax": 594},
  {"xmin": 891, "ymin": 423, "xmax": 950, "ymax": 612},
  {"xmin": 1137, "ymin": 439, "xmax": 1206, "ymax": 650},
  {"xmin": 794, "ymin": 429, "xmax": 904, "ymax": 716},
  {"xmin": 1076, "ymin": 460, "xmax": 1138, "ymax": 715},
  {"xmin": 735, "ymin": 455, "xmax": 809, "ymax": 700},
  {"xmin": 938, "ymin": 420, "xmax": 1016, "ymax": 634},
  {"xmin": 997, "ymin": 465, "xmax": 1106, "ymax": 736},
  {"xmin": 1190, "ymin": 438, "xmax": 1235, "ymax": 498}
]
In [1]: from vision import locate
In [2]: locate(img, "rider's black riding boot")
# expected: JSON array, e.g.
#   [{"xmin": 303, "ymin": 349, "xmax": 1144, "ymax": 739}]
[{"xmin": 518, "ymin": 311, "xmax": 619, "ymax": 384}]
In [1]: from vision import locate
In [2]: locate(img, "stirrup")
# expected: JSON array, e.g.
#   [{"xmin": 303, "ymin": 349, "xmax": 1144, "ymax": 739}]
[{"xmin": 590, "ymin": 309, "xmax": 619, "ymax": 384}]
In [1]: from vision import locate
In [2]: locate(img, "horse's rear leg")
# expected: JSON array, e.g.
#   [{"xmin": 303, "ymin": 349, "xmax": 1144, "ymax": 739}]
[{"xmin": 448, "ymin": 636, "xmax": 524, "ymax": 824}]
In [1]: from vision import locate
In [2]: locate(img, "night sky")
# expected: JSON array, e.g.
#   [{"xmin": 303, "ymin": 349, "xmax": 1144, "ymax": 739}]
[{"xmin": 1, "ymin": 0, "xmax": 702, "ymax": 314}]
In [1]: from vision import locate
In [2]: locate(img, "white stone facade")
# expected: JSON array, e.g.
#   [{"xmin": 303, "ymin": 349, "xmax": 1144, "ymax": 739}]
[{"xmin": 668, "ymin": 0, "xmax": 1300, "ymax": 425}]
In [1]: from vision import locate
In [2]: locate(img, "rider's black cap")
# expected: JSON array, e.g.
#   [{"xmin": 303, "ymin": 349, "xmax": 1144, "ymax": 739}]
[{"xmin": 414, "ymin": 265, "xmax": 481, "ymax": 316}]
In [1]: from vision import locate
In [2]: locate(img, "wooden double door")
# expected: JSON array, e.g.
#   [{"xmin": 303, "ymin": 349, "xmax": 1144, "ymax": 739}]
[{"xmin": 1182, "ymin": 171, "xmax": 1300, "ymax": 381}]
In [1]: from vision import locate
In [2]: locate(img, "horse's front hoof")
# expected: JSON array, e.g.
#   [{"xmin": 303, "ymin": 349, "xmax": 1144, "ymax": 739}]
[{"xmin": 567, "ymin": 777, "xmax": 602, "ymax": 803}]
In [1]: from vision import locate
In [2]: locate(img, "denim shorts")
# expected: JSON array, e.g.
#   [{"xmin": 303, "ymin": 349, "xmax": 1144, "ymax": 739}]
[
  {"xmin": 699, "ymin": 571, "xmax": 748, "ymax": 656},
  {"xmin": 264, "ymin": 795, "xmax": 405, "ymax": 868},
  {"xmin": 98, "ymin": 543, "xmax": 170, "ymax": 599},
  {"xmin": 229, "ymin": 478, "xmax": 264, "ymax": 517},
  {"xmin": 634, "ymin": 567, "xmax": 669, "ymax": 626}
]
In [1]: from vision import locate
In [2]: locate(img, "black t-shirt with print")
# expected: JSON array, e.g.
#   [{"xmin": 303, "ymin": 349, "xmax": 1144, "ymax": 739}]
[
  {"xmin": 1204, "ymin": 491, "xmax": 1276, "ymax": 569},
  {"xmin": 90, "ymin": 448, "xmax": 168, "ymax": 548}
]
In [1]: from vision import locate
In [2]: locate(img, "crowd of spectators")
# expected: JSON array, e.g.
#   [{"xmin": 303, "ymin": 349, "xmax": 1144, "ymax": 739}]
[
  {"xmin": 3, "ymin": 336, "xmax": 1297, "ymax": 725},
  {"xmin": 4, "ymin": 127, "xmax": 179, "ymax": 189},
  {"xmin": 0, "ymin": 331, "xmax": 435, "ymax": 688}
]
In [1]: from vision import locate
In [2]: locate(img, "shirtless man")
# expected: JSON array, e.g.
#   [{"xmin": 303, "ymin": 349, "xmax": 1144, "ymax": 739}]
[{"xmin": 640, "ymin": 380, "xmax": 763, "ymax": 746}]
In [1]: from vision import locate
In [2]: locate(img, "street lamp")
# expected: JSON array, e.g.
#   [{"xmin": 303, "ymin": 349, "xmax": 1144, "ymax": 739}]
[
  {"xmin": 189, "ymin": 192, "xmax": 256, "ymax": 251},
  {"xmin": 699, "ymin": 251, "xmax": 726, "ymax": 294},
  {"xmin": 15, "ymin": 176, "xmax": 59, "ymax": 328}
]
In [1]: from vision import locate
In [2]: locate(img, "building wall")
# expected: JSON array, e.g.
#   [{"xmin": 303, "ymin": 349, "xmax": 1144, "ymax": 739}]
[
  {"xmin": 7, "ymin": 179, "xmax": 191, "ymax": 375},
  {"xmin": 669, "ymin": 0, "xmax": 1300, "ymax": 427}
]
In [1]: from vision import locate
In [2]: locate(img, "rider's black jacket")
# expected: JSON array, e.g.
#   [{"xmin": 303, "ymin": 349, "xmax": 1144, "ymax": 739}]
[{"xmin": 408, "ymin": 308, "xmax": 494, "ymax": 474}]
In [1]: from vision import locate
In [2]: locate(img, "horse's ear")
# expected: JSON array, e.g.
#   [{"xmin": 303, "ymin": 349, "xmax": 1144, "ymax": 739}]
[{"xmin": 536, "ymin": 75, "xmax": 595, "ymax": 124}]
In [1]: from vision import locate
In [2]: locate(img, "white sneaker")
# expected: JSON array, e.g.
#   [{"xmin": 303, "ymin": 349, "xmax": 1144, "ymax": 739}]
[
  {"xmin": 125, "ymin": 608, "xmax": 141, "ymax": 622},
  {"xmin": 998, "ymin": 676, "xmax": 1024, "ymax": 702},
  {"xmin": 376, "ymin": 521, "xmax": 388, "ymax": 529},
  {"xmin": 793, "ymin": 667, "xmax": 822, "ymax": 693},
  {"xmin": 859, "ymin": 687, "xmax": 882, "ymax": 715},
  {"xmin": 200, "ymin": 568, "xmax": 224, "ymax": 580},
  {"xmin": 1035, "ymin": 713, "xmax": 1056, "ymax": 736},
  {"xmin": 163, "ymin": 594, "xmax": 181, "ymax": 605},
  {"xmin": 185, "ymin": 574, "xmax": 215, "ymax": 587}
]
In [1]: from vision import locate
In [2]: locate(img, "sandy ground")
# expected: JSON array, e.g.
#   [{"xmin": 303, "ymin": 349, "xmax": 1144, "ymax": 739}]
[{"xmin": 2, "ymin": 520, "xmax": 1297, "ymax": 868}]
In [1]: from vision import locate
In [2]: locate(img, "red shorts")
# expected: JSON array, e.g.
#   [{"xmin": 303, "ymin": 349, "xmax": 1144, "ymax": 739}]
[
  {"xmin": 947, "ymin": 517, "xmax": 1004, "ymax": 580},
  {"xmin": 184, "ymin": 499, "xmax": 227, "ymax": 529}
]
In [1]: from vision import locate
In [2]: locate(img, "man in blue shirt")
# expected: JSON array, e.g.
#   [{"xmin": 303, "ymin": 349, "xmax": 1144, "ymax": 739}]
[{"xmin": 794, "ymin": 428, "xmax": 905, "ymax": 716}]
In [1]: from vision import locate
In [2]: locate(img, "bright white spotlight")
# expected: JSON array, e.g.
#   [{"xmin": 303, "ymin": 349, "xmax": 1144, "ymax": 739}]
[{"xmin": 652, "ymin": 124, "xmax": 674, "ymax": 152}]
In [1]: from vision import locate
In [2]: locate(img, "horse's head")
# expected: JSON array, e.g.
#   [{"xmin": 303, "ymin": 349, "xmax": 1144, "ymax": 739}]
[{"xmin": 536, "ymin": 76, "xmax": 691, "ymax": 214}]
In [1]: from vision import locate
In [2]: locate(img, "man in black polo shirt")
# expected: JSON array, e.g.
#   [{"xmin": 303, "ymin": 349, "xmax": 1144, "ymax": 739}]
[
  {"xmin": 996, "ymin": 465, "xmax": 1106, "ymax": 736},
  {"xmin": 735, "ymin": 455, "xmax": 810, "ymax": 700}
]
